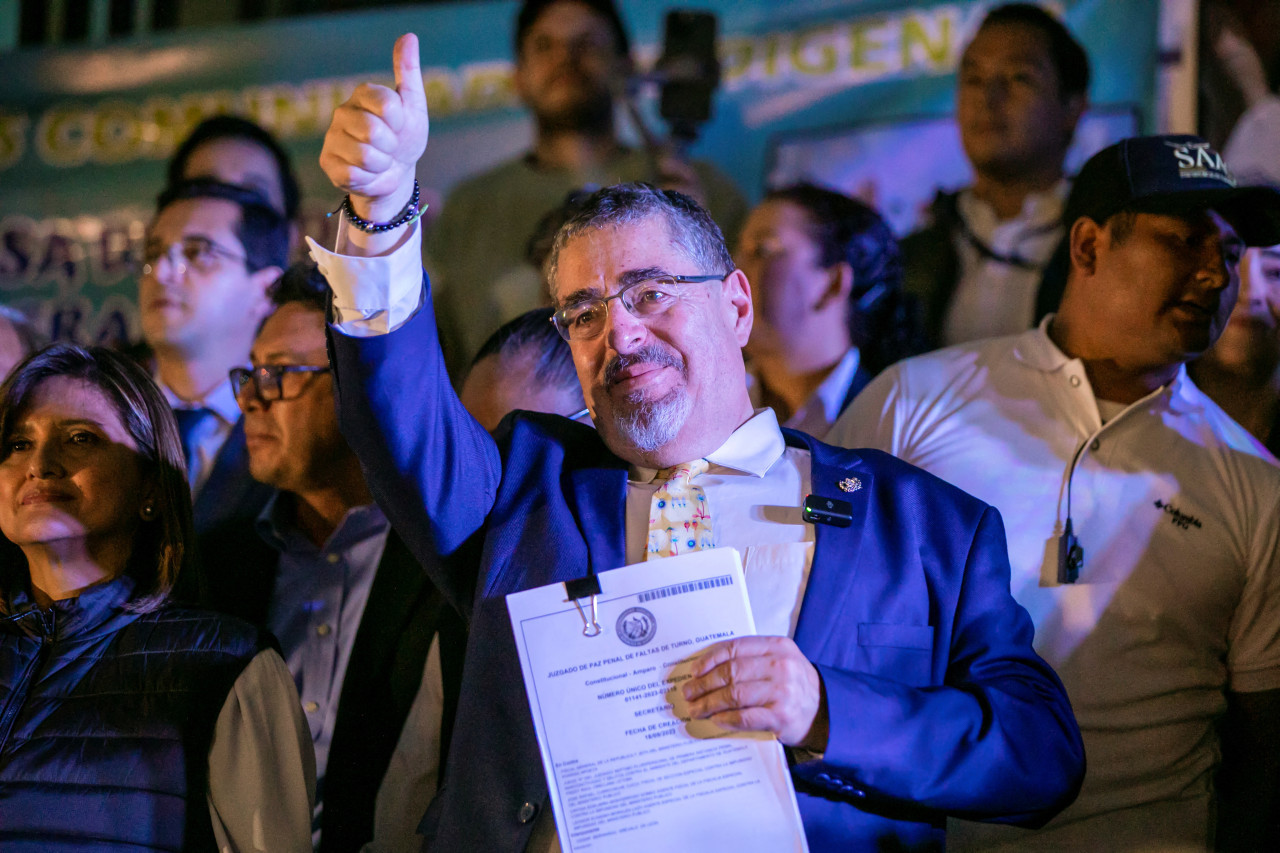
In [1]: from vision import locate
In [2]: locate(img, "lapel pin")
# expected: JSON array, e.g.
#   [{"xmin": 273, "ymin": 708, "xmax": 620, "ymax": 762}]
[{"xmin": 838, "ymin": 477, "xmax": 862, "ymax": 493}]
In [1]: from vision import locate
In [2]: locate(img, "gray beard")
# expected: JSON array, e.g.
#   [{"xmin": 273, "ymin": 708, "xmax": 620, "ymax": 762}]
[{"xmin": 612, "ymin": 389, "xmax": 692, "ymax": 452}]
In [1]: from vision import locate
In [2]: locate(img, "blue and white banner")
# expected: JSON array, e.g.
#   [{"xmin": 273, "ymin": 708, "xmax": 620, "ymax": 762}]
[{"xmin": 0, "ymin": 0, "xmax": 1159, "ymax": 345}]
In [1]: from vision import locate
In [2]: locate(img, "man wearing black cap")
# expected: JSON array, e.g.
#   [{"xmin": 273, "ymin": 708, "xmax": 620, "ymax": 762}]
[{"xmin": 830, "ymin": 134, "xmax": 1280, "ymax": 850}]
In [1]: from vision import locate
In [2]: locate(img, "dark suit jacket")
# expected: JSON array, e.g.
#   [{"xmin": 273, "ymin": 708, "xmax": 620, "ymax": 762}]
[
  {"xmin": 192, "ymin": 418, "xmax": 274, "ymax": 538},
  {"xmin": 182, "ymin": 418, "xmax": 275, "ymax": 604},
  {"xmin": 326, "ymin": 275, "xmax": 1085, "ymax": 853},
  {"xmin": 198, "ymin": 504, "xmax": 464, "ymax": 853}
]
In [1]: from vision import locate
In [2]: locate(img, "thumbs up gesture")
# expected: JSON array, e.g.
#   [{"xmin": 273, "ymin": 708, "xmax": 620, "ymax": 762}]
[{"xmin": 320, "ymin": 33, "xmax": 429, "ymax": 223}]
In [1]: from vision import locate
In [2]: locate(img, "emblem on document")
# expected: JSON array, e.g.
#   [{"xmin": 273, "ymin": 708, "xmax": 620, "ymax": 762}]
[
  {"xmin": 838, "ymin": 477, "xmax": 862, "ymax": 493},
  {"xmin": 616, "ymin": 607, "xmax": 658, "ymax": 647}
]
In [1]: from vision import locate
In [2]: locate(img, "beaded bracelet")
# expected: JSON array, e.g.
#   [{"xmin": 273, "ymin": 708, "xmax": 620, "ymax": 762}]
[{"xmin": 329, "ymin": 180, "xmax": 425, "ymax": 233}]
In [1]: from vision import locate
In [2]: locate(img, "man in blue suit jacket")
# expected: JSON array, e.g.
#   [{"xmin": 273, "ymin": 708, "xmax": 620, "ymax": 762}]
[{"xmin": 310, "ymin": 33, "xmax": 1085, "ymax": 852}]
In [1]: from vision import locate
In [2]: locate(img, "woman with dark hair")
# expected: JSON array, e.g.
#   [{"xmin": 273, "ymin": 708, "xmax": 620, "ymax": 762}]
[
  {"xmin": 735, "ymin": 183, "xmax": 924, "ymax": 435},
  {"xmin": 0, "ymin": 344, "xmax": 313, "ymax": 851}
]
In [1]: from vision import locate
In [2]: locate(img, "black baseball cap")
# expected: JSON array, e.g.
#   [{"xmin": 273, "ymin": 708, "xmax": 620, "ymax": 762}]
[{"xmin": 1064, "ymin": 134, "xmax": 1280, "ymax": 247}]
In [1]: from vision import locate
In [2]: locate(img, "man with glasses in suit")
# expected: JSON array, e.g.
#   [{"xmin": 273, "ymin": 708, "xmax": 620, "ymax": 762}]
[
  {"xmin": 220, "ymin": 264, "xmax": 462, "ymax": 853},
  {"xmin": 304, "ymin": 34, "xmax": 1086, "ymax": 852},
  {"xmin": 139, "ymin": 180, "xmax": 286, "ymax": 556}
]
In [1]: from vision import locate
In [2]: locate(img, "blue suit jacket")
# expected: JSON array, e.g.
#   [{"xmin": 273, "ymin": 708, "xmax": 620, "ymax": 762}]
[{"xmin": 327, "ymin": 280, "xmax": 1084, "ymax": 852}]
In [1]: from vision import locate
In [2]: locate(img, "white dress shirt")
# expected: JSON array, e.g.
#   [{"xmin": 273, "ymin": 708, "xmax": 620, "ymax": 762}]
[{"xmin": 207, "ymin": 648, "xmax": 316, "ymax": 852}]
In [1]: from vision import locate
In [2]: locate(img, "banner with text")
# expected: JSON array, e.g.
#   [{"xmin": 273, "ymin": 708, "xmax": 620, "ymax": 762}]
[{"xmin": 0, "ymin": 0, "xmax": 1158, "ymax": 345}]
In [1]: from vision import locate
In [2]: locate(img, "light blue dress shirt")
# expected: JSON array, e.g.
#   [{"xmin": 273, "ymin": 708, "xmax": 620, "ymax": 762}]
[
  {"xmin": 256, "ymin": 494, "xmax": 390, "ymax": 835},
  {"xmin": 157, "ymin": 377, "xmax": 241, "ymax": 497}
]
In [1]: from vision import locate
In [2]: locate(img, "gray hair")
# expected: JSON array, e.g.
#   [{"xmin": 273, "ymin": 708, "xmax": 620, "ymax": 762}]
[{"xmin": 544, "ymin": 183, "xmax": 735, "ymax": 299}]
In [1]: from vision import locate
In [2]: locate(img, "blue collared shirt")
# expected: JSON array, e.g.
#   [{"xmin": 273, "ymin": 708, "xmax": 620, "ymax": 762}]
[
  {"xmin": 746, "ymin": 347, "xmax": 862, "ymax": 438},
  {"xmin": 256, "ymin": 494, "xmax": 390, "ymax": 792},
  {"xmin": 157, "ymin": 377, "xmax": 242, "ymax": 497}
]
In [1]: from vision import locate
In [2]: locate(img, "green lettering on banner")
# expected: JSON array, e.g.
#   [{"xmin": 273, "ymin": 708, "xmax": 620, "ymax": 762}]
[
  {"xmin": 138, "ymin": 94, "xmax": 214, "ymax": 159},
  {"xmin": 0, "ymin": 0, "xmax": 1163, "ymax": 350},
  {"xmin": 0, "ymin": 112, "xmax": 29, "ymax": 169},
  {"xmin": 901, "ymin": 12, "xmax": 953, "ymax": 70},
  {"xmin": 462, "ymin": 63, "xmax": 518, "ymax": 112},
  {"xmin": 36, "ymin": 106, "xmax": 93, "ymax": 168},
  {"xmin": 718, "ymin": 37, "xmax": 753, "ymax": 83},
  {"xmin": 792, "ymin": 27, "xmax": 837, "ymax": 76},
  {"xmin": 93, "ymin": 100, "xmax": 143, "ymax": 164},
  {"xmin": 849, "ymin": 17, "xmax": 888, "ymax": 74},
  {"xmin": 424, "ymin": 69, "xmax": 461, "ymax": 116},
  {"xmin": 762, "ymin": 31, "xmax": 781, "ymax": 78},
  {"xmin": 15, "ymin": 61, "xmax": 522, "ymax": 171}
]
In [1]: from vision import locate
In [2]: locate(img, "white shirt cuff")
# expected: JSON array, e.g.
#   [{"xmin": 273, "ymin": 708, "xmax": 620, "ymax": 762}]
[{"xmin": 305, "ymin": 213, "xmax": 425, "ymax": 337}]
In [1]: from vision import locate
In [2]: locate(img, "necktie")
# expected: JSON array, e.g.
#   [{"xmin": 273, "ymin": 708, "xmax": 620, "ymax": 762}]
[
  {"xmin": 172, "ymin": 406, "xmax": 214, "ymax": 488},
  {"xmin": 646, "ymin": 458, "xmax": 714, "ymax": 560}
]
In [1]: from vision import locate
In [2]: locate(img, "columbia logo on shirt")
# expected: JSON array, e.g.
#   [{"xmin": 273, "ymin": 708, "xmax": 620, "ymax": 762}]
[{"xmin": 1153, "ymin": 499, "xmax": 1202, "ymax": 531}]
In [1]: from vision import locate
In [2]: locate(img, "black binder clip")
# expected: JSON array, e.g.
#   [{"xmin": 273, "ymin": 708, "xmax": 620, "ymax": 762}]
[{"xmin": 565, "ymin": 574, "xmax": 603, "ymax": 637}]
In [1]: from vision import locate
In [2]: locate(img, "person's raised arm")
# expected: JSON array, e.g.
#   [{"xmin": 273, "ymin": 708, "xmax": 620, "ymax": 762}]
[{"xmin": 314, "ymin": 34, "xmax": 500, "ymax": 614}]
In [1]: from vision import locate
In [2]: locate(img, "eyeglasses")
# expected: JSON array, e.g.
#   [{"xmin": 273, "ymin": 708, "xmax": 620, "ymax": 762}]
[
  {"xmin": 230, "ymin": 363, "xmax": 332, "ymax": 405},
  {"xmin": 551, "ymin": 273, "xmax": 730, "ymax": 342},
  {"xmin": 142, "ymin": 237, "xmax": 247, "ymax": 278}
]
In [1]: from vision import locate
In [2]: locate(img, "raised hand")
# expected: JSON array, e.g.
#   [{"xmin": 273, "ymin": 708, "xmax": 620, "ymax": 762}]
[{"xmin": 320, "ymin": 33, "xmax": 429, "ymax": 223}]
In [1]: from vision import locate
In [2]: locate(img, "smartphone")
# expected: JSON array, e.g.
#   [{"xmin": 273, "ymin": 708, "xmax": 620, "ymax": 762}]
[{"xmin": 658, "ymin": 10, "xmax": 720, "ymax": 132}]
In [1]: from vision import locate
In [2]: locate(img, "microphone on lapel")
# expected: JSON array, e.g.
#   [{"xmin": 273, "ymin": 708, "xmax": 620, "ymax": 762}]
[{"xmin": 802, "ymin": 494, "xmax": 853, "ymax": 528}]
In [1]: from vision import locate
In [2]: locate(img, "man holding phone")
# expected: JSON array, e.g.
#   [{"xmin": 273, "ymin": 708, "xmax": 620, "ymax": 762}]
[{"xmin": 426, "ymin": 0, "xmax": 747, "ymax": 378}]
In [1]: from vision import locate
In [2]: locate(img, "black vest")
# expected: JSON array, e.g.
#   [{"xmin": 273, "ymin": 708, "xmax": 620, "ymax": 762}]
[
  {"xmin": 0, "ymin": 577, "xmax": 263, "ymax": 852},
  {"xmin": 901, "ymin": 189, "xmax": 1069, "ymax": 349}
]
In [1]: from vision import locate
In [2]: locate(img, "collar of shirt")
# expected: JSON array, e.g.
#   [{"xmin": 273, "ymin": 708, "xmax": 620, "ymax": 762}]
[
  {"xmin": 629, "ymin": 408, "xmax": 786, "ymax": 484},
  {"xmin": 807, "ymin": 347, "xmax": 862, "ymax": 428},
  {"xmin": 157, "ymin": 376, "xmax": 241, "ymax": 426},
  {"xmin": 744, "ymin": 348, "xmax": 862, "ymax": 433},
  {"xmin": 1012, "ymin": 315, "xmax": 1199, "ymax": 416},
  {"xmin": 256, "ymin": 491, "xmax": 391, "ymax": 556},
  {"xmin": 957, "ymin": 179, "xmax": 1069, "ymax": 248}
]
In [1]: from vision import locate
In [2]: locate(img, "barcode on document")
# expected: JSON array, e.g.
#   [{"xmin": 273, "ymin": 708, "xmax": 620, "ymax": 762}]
[{"xmin": 638, "ymin": 574, "xmax": 733, "ymax": 603}]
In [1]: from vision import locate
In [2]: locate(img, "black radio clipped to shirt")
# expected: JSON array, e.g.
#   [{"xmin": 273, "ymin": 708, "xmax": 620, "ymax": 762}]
[
  {"xmin": 1057, "ymin": 519, "xmax": 1084, "ymax": 584},
  {"xmin": 802, "ymin": 494, "xmax": 853, "ymax": 528}
]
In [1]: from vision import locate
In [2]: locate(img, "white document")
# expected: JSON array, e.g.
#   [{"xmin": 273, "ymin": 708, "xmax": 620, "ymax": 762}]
[{"xmin": 506, "ymin": 549, "xmax": 809, "ymax": 853}]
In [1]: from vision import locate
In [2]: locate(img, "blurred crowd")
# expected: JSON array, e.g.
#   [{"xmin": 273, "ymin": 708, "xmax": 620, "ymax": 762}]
[{"xmin": 0, "ymin": 1, "xmax": 1278, "ymax": 852}]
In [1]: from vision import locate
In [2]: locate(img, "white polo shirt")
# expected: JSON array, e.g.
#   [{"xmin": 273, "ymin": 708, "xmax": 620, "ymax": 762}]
[{"xmin": 828, "ymin": 319, "xmax": 1280, "ymax": 851}]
